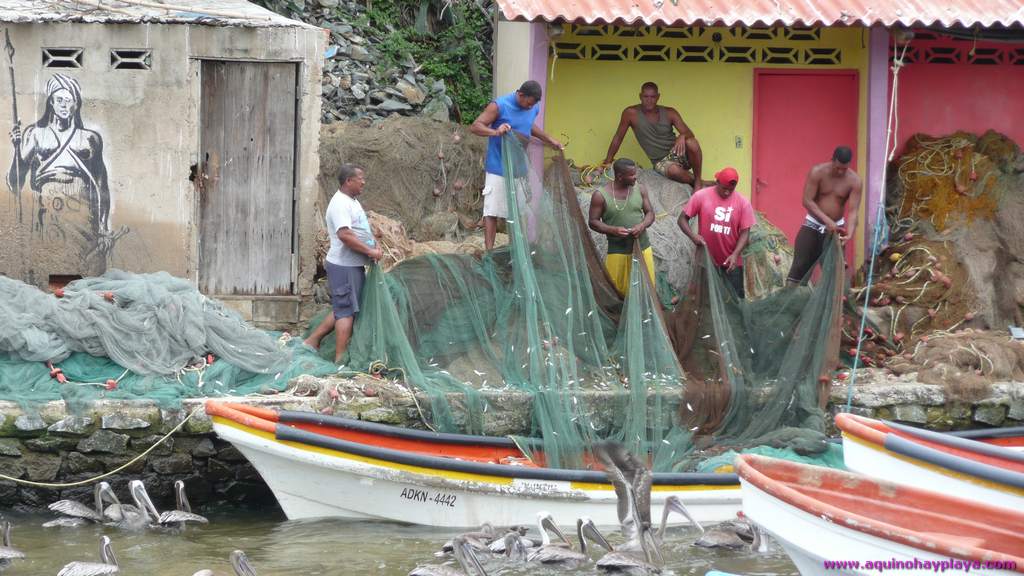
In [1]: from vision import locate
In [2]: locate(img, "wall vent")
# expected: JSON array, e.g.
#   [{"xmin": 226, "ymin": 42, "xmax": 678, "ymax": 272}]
[
  {"xmin": 42, "ymin": 47, "xmax": 83, "ymax": 69},
  {"xmin": 111, "ymin": 49, "xmax": 152, "ymax": 70}
]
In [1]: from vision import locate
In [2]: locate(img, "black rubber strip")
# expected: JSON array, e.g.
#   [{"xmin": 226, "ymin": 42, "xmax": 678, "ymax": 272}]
[
  {"xmin": 883, "ymin": 433, "xmax": 1024, "ymax": 490},
  {"xmin": 883, "ymin": 420, "xmax": 1024, "ymax": 465}
]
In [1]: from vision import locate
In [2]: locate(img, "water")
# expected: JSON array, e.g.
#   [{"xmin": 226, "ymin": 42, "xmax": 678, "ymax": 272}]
[{"xmin": 3, "ymin": 508, "xmax": 799, "ymax": 575}]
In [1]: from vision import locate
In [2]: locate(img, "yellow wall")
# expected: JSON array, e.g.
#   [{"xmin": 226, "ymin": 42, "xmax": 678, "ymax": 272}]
[{"xmin": 544, "ymin": 24, "xmax": 870, "ymax": 259}]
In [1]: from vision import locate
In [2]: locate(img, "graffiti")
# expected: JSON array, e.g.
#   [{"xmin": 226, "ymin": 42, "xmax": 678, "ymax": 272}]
[{"xmin": 6, "ymin": 62, "xmax": 121, "ymax": 276}]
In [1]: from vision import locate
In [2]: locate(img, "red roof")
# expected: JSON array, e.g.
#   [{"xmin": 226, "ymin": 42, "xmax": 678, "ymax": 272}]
[{"xmin": 495, "ymin": 0, "xmax": 1024, "ymax": 28}]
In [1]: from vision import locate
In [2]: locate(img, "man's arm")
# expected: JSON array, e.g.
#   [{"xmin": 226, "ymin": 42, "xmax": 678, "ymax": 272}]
[
  {"xmin": 666, "ymin": 108, "xmax": 696, "ymax": 158},
  {"xmin": 724, "ymin": 228, "xmax": 751, "ymax": 271},
  {"xmin": 588, "ymin": 191, "xmax": 629, "ymax": 237},
  {"xmin": 603, "ymin": 108, "xmax": 633, "ymax": 164},
  {"xmin": 470, "ymin": 102, "xmax": 509, "ymax": 138},
  {"xmin": 632, "ymin": 187, "xmax": 656, "ymax": 237},
  {"xmin": 338, "ymin": 227, "xmax": 382, "ymax": 261},
  {"xmin": 677, "ymin": 200, "xmax": 705, "ymax": 247},
  {"xmin": 841, "ymin": 174, "xmax": 863, "ymax": 242},
  {"xmin": 801, "ymin": 167, "xmax": 837, "ymax": 233},
  {"xmin": 531, "ymin": 125, "xmax": 563, "ymax": 150}
]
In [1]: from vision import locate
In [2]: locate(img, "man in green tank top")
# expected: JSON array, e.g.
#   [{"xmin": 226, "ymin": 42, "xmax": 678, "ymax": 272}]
[
  {"xmin": 603, "ymin": 81, "xmax": 704, "ymax": 187},
  {"xmin": 587, "ymin": 158, "xmax": 656, "ymax": 296}
]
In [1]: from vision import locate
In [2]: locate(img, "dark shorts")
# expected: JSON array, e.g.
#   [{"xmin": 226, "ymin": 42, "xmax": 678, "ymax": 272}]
[
  {"xmin": 787, "ymin": 225, "xmax": 828, "ymax": 284},
  {"xmin": 326, "ymin": 261, "xmax": 366, "ymax": 319},
  {"xmin": 720, "ymin": 265, "xmax": 745, "ymax": 299}
]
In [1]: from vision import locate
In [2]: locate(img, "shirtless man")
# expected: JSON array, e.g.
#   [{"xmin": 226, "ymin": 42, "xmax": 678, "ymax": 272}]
[
  {"xmin": 786, "ymin": 146, "xmax": 862, "ymax": 285},
  {"xmin": 603, "ymin": 82, "xmax": 703, "ymax": 186}
]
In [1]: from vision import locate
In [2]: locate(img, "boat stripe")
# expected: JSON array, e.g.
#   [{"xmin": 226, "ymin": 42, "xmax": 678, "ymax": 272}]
[
  {"xmin": 844, "ymin": 432, "xmax": 1024, "ymax": 496},
  {"xmin": 882, "ymin": 419, "xmax": 1024, "ymax": 465}
]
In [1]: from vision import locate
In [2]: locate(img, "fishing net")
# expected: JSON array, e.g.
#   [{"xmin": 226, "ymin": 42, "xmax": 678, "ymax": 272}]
[
  {"xmin": 312, "ymin": 135, "xmax": 844, "ymax": 471},
  {"xmin": 0, "ymin": 271, "xmax": 337, "ymax": 410}
]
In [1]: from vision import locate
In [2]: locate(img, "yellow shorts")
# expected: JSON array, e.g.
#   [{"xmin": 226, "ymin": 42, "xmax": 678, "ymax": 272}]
[{"xmin": 605, "ymin": 247, "xmax": 655, "ymax": 297}]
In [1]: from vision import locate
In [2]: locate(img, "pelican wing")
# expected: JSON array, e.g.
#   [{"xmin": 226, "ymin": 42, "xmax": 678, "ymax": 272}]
[
  {"xmin": 596, "ymin": 550, "xmax": 656, "ymax": 571},
  {"xmin": 42, "ymin": 517, "xmax": 91, "ymax": 528},
  {"xmin": 158, "ymin": 510, "xmax": 209, "ymax": 525},
  {"xmin": 56, "ymin": 561, "xmax": 119, "ymax": 576},
  {"xmin": 408, "ymin": 564, "xmax": 462, "ymax": 576},
  {"xmin": 0, "ymin": 545, "xmax": 25, "ymax": 560},
  {"xmin": 49, "ymin": 500, "xmax": 103, "ymax": 522}
]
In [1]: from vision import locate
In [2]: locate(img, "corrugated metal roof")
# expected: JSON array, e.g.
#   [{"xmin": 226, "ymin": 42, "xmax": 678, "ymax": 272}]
[
  {"xmin": 0, "ymin": 0, "xmax": 319, "ymax": 28},
  {"xmin": 496, "ymin": 0, "xmax": 1024, "ymax": 28}
]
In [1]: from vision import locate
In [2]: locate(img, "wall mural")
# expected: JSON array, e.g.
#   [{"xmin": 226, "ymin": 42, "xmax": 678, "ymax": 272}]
[{"xmin": 5, "ymin": 32, "xmax": 127, "ymax": 281}]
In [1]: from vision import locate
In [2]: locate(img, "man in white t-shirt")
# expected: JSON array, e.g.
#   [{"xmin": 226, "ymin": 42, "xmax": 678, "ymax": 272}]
[{"xmin": 304, "ymin": 163, "xmax": 382, "ymax": 362}]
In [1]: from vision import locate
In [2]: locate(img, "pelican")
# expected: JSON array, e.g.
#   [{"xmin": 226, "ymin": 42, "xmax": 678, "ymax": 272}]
[
  {"xmin": 438, "ymin": 523, "xmax": 495, "ymax": 556},
  {"xmin": 500, "ymin": 530, "xmax": 529, "ymax": 562},
  {"xmin": 694, "ymin": 515, "xmax": 764, "ymax": 551},
  {"xmin": 191, "ymin": 550, "xmax": 257, "ymax": 576},
  {"xmin": 44, "ymin": 482, "xmax": 119, "ymax": 528},
  {"xmin": 487, "ymin": 526, "xmax": 536, "ymax": 554},
  {"xmin": 105, "ymin": 480, "xmax": 160, "ymax": 531},
  {"xmin": 593, "ymin": 442, "xmax": 664, "ymax": 573},
  {"xmin": 57, "ymin": 535, "xmax": 119, "ymax": 576},
  {"xmin": 0, "ymin": 520, "xmax": 26, "ymax": 570},
  {"xmin": 525, "ymin": 513, "xmax": 590, "ymax": 568},
  {"xmin": 657, "ymin": 495, "xmax": 704, "ymax": 540},
  {"xmin": 409, "ymin": 535, "xmax": 488, "ymax": 576},
  {"xmin": 158, "ymin": 480, "xmax": 208, "ymax": 528}
]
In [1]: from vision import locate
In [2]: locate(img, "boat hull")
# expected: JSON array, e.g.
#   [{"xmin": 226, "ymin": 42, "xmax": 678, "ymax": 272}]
[{"xmin": 213, "ymin": 417, "xmax": 741, "ymax": 527}]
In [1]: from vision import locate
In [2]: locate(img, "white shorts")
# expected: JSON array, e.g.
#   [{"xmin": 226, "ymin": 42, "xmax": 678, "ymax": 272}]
[{"xmin": 482, "ymin": 172, "xmax": 508, "ymax": 219}]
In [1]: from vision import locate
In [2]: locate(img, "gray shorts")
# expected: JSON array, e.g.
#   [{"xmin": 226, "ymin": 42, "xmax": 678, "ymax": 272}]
[{"xmin": 326, "ymin": 261, "xmax": 366, "ymax": 319}]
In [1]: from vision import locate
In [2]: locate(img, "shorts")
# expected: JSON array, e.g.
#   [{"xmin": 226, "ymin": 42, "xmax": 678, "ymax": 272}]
[
  {"xmin": 787, "ymin": 215, "xmax": 846, "ymax": 284},
  {"xmin": 720, "ymin": 265, "xmax": 745, "ymax": 299},
  {"xmin": 325, "ymin": 261, "xmax": 366, "ymax": 319},
  {"xmin": 605, "ymin": 247, "xmax": 656, "ymax": 297},
  {"xmin": 653, "ymin": 152, "xmax": 691, "ymax": 177},
  {"xmin": 482, "ymin": 172, "xmax": 508, "ymax": 219}
]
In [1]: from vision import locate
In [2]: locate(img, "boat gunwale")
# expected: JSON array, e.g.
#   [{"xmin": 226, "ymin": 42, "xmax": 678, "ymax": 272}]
[
  {"xmin": 735, "ymin": 454, "xmax": 1024, "ymax": 569},
  {"xmin": 880, "ymin": 418, "xmax": 1024, "ymax": 465}
]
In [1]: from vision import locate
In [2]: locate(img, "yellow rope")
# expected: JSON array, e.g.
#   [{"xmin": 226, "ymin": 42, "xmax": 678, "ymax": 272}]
[{"xmin": 0, "ymin": 407, "xmax": 200, "ymax": 488}]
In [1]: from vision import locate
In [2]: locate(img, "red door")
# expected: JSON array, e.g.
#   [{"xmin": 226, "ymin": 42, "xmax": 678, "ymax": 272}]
[{"xmin": 753, "ymin": 70, "xmax": 859, "ymax": 260}]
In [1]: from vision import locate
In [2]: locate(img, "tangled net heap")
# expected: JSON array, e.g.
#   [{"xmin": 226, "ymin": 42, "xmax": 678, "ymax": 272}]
[{"xmin": 888, "ymin": 330, "xmax": 1024, "ymax": 400}]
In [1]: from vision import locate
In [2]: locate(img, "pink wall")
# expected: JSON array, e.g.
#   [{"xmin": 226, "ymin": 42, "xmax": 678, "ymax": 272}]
[{"xmin": 893, "ymin": 34, "xmax": 1024, "ymax": 155}]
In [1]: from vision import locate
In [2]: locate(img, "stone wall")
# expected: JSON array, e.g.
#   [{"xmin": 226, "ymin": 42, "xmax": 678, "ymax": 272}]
[{"xmin": 3, "ymin": 372, "xmax": 1021, "ymax": 510}]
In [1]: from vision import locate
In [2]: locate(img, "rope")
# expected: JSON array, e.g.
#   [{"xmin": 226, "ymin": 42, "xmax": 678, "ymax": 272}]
[
  {"xmin": 846, "ymin": 40, "xmax": 910, "ymax": 412},
  {"xmin": 0, "ymin": 406, "xmax": 200, "ymax": 488}
]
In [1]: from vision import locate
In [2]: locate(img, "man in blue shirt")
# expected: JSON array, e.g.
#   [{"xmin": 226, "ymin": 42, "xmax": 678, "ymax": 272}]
[{"xmin": 470, "ymin": 80, "xmax": 562, "ymax": 250}]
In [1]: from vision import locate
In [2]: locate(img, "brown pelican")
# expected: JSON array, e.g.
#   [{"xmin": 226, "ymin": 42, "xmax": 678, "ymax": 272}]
[
  {"xmin": 0, "ymin": 520, "xmax": 26, "ymax": 569},
  {"xmin": 105, "ymin": 480, "xmax": 160, "ymax": 531},
  {"xmin": 694, "ymin": 515, "xmax": 764, "ymax": 551},
  {"xmin": 525, "ymin": 513, "xmax": 590, "ymax": 568},
  {"xmin": 595, "ymin": 443, "xmax": 663, "ymax": 566},
  {"xmin": 57, "ymin": 535, "xmax": 119, "ymax": 576},
  {"xmin": 487, "ymin": 526, "xmax": 536, "ymax": 554},
  {"xmin": 44, "ymin": 482, "xmax": 119, "ymax": 527},
  {"xmin": 500, "ymin": 530, "xmax": 529, "ymax": 562},
  {"xmin": 409, "ymin": 535, "xmax": 488, "ymax": 576},
  {"xmin": 191, "ymin": 550, "xmax": 257, "ymax": 576},
  {"xmin": 158, "ymin": 480, "xmax": 208, "ymax": 528},
  {"xmin": 439, "ymin": 523, "xmax": 495, "ymax": 555},
  {"xmin": 657, "ymin": 495, "xmax": 704, "ymax": 540}
]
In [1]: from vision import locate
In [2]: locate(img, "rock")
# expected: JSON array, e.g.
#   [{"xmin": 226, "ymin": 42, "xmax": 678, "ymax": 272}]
[
  {"xmin": 191, "ymin": 438, "xmax": 218, "ymax": 458},
  {"xmin": 328, "ymin": 23, "xmax": 352, "ymax": 36},
  {"xmin": 395, "ymin": 79, "xmax": 425, "ymax": 105},
  {"xmin": 183, "ymin": 412, "xmax": 213, "ymax": 435},
  {"xmin": 892, "ymin": 404, "xmax": 927, "ymax": 424},
  {"xmin": 63, "ymin": 451, "xmax": 104, "ymax": 475},
  {"xmin": 0, "ymin": 459, "xmax": 25, "ymax": 479},
  {"xmin": 317, "ymin": 0, "xmax": 339, "ymax": 8},
  {"xmin": 431, "ymin": 79, "xmax": 446, "ymax": 94},
  {"xmin": 368, "ymin": 90, "xmax": 387, "ymax": 103},
  {"xmin": 1008, "ymin": 398, "xmax": 1024, "ymax": 421},
  {"xmin": 21, "ymin": 452, "xmax": 61, "ymax": 482},
  {"xmin": 0, "ymin": 439, "xmax": 22, "ymax": 457},
  {"xmin": 351, "ymin": 45, "xmax": 372, "ymax": 62},
  {"xmin": 48, "ymin": 416, "xmax": 94, "ymax": 436},
  {"xmin": 351, "ymin": 85, "xmax": 367, "ymax": 100},
  {"xmin": 973, "ymin": 404, "xmax": 1007, "ymax": 426},
  {"xmin": 206, "ymin": 458, "xmax": 234, "ymax": 484},
  {"xmin": 102, "ymin": 414, "xmax": 151, "ymax": 431},
  {"xmin": 347, "ymin": 33, "xmax": 366, "ymax": 45},
  {"xmin": 235, "ymin": 463, "xmax": 261, "ymax": 481},
  {"xmin": 351, "ymin": 72, "xmax": 370, "ymax": 84},
  {"xmin": 14, "ymin": 413, "xmax": 47, "ymax": 435},
  {"xmin": 24, "ymin": 436, "xmax": 79, "ymax": 453},
  {"xmin": 219, "ymin": 480, "xmax": 273, "ymax": 502},
  {"xmin": 421, "ymin": 98, "xmax": 450, "ymax": 122},
  {"xmin": 377, "ymin": 98, "xmax": 413, "ymax": 112},
  {"xmin": 132, "ymin": 434, "xmax": 174, "ymax": 457},
  {"xmin": 19, "ymin": 486, "xmax": 60, "ymax": 508},
  {"xmin": 97, "ymin": 454, "xmax": 145, "ymax": 475},
  {"xmin": 77, "ymin": 430, "xmax": 130, "ymax": 454},
  {"xmin": 334, "ymin": 43, "xmax": 352, "ymax": 58},
  {"xmin": 216, "ymin": 446, "xmax": 247, "ymax": 462},
  {"xmin": 338, "ymin": 75, "xmax": 352, "ymax": 90},
  {"xmin": 150, "ymin": 454, "xmax": 194, "ymax": 475}
]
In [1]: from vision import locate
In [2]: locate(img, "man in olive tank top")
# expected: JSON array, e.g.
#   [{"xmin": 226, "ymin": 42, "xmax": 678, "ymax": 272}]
[
  {"xmin": 587, "ymin": 158, "xmax": 655, "ymax": 296},
  {"xmin": 603, "ymin": 82, "xmax": 704, "ymax": 187}
]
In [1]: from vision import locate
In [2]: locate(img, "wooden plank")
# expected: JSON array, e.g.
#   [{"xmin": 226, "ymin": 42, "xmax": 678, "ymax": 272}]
[{"xmin": 198, "ymin": 60, "xmax": 297, "ymax": 295}]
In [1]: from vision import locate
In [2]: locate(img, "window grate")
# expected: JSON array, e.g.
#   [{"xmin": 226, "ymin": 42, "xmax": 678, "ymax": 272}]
[
  {"xmin": 110, "ymin": 49, "xmax": 152, "ymax": 70},
  {"xmin": 42, "ymin": 47, "xmax": 83, "ymax": 69}
]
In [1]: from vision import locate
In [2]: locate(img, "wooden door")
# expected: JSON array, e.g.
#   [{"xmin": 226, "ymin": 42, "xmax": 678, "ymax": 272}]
[
  {"xmin": 753, "ymin": 70, "xmax": 859, "ymax": 260},
  {"xmin": 198, "ymin": 61, "xmax": 297, "ymax": 295}
]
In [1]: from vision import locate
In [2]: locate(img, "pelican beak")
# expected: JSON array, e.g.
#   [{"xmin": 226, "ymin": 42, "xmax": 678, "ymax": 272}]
[
  {"xmin": 100, "ymin": 535, "xmax": 118, "ymax": 567},
  {"xmin": 541, "ymin": 513, "xmax": 572, "ymax": 548},
  {"xmin": 455, "ymin": 537, "xmax": 488, "ymax": 576},
  {"xmin": 748, "ymin": 520, "xmax": 768, "ymax": 553},
  {"xmin": 130, "ymin": 481, "xmax": 160, "ymax": 522},
  {"xmin": 175, "ymin": 480, "xmax": 192, "ymax": 513},
  {"xmin": 1, "ymin": 520, "xmax": 11, "ymax": 547},
  {"xmin": 230, "ymin": 550, "xmax": 257, "ymax": 576},
  {"xmin": 98, "ymin": 482, "xmax": 121, "ymax": 508},
  {"xmin": 660, "ymin": 495, "xmax": 704, "ymax": 537},
  {"xmin": 581, "ymin": 517, "xmax": 613, "ymax": 552},
  {"xmin": 641, "ymin": 525, "xmax": 664, "ymax": 567}
]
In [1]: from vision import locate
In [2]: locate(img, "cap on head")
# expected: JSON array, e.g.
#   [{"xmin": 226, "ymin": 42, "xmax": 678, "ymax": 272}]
[
  {"xmin": 832, "ymin": 146, "xmax": 853, "ymax": 164},
  {"xmin": 715, "ymin": 167, "xmax": 739, "ymax": 186}
]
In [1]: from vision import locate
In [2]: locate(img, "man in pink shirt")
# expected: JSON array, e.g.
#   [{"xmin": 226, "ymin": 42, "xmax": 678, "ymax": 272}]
[{"xmin": 678, "ymin": 167, "xmax": 756, "ymax": 298}]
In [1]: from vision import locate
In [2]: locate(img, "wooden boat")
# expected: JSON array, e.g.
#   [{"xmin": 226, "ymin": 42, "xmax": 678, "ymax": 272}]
[
  {"xmin": 836, "ymin": 413, "xmax": 1024, "ymax": 509},
  {"xmin": 736, "ymin": 454, "xmax": 1024, "ymax": 576},
  {"xmin": 205, "ymin": 401, "xmax": 740, "ymax": 528}
]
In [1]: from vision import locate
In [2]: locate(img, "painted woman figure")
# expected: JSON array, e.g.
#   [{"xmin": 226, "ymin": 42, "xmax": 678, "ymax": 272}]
[{"xmin": 8, "ymin": 73, "xmax": 112, "ymax": 276}]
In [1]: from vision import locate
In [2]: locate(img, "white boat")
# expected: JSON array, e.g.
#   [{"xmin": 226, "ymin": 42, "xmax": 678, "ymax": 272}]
[
  {"xmin": 736, "ymin": 454, "xmax": 1024, "ymax": 576},
  {"xmin": 836, "ymin": 413, "xmax": 1024, "ymax": 509},
  {"xmin": 206, "ymin": 401, "xmax": 741, "ymax": 528}
]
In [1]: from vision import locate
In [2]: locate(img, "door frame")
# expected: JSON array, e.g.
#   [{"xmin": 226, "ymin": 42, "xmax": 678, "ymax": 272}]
[
  {"xmin": 194, "ymin": 57, "xmax": 303, "ymax": 295},
  {"xmin": 751, "ymin": 68, "xmax": 860, "ymax": 265}
]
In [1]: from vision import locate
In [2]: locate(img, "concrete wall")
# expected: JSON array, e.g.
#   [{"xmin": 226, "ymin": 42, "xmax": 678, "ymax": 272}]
[{"xmin": 0, "ymin": 21, "xmax": 324, "ymax": 328}]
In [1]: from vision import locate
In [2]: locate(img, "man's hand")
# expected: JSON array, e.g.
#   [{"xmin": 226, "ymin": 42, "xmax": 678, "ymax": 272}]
[
  {"xmin": 369, "ymin": 246, "xmax": 384, "ymax": 262},
  {"xmin": 691, "ymin": 235, "xmax": 706, "ymax": 247},
  {"xmin": 494, "ymin": 123, "xmax": 512, "ymax": 136},
  {"xmin": 672, "ymin": 135, "xmax": 687, "ymax": 158},
  {"xmin": 824, "ymin": 220, "xmax": 839, "ymax": 235},
  {"xmin": 547, "ymin": 137, "xmax": 564, "ymax": 151},
  {"xmin": 724, "ymin": 252, "xmax": 740, "ymax": 272},
  {"xmin": 630, "ymin": 224, "xmax": 645, "ymax": 238},
  {"xmin": 9, "ymin": 122, "xmax": 21, "ymax": 147},
  {"xmin": 838, "ymin": 227, "xmax": 850, "ymax": 243},
  {"xmin": 615, "ymin": 227, "xmax": 631, "ymax": 238}
]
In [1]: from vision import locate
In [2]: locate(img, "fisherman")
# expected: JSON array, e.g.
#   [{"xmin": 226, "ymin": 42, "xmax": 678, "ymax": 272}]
[
  {"xmin": 304, "ymin": 163, "xmax": 382, "ymax": 363},
  {"xmin": 470, "ymin": 80, "xmax": 562, "ymax": 250},
  {"xmin": 678, "ymin": 167, "xmax": 755, "ymax": 298},
  {"xmin": 603, "ymin": 81, "xmax": 704, "ymax": 187},
  {"xmin": 786, "ymin": 146, "xmax": 862, "ymax": 285},
  {"xmin": 588, "ymin": 158, "xmax": 655, "ymax": 296}
]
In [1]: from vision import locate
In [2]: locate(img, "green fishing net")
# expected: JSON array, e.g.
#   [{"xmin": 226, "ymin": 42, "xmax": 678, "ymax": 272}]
[{"xmin": 312, "ymin": 136, "xmax": 844, "ymax": 471}]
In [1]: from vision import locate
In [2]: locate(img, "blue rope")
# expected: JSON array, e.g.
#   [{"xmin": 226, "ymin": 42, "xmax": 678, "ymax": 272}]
[{"xmin": 845, "ymin": 202, "xmax": 888, "ymax": 412}]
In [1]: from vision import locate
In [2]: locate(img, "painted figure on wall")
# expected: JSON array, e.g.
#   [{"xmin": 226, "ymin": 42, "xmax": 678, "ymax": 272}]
[{"xmin": 7, "ymin": 73, "xmax": 113, "ymax": 276}]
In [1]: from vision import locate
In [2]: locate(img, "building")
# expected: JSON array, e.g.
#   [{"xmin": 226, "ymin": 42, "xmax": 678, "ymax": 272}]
[
  {"xmin": 0, "ymin": 0, "xmax": 325, "ymax": 328},
  {"xmin": 492, "ymin": 0, "xmax": 1024, "ymax": 263}
]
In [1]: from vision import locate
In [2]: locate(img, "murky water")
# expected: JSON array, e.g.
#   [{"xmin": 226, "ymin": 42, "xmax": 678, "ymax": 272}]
[{"xmin": 3, "ymin": 508, "xmax": 798, "ymax": 575}]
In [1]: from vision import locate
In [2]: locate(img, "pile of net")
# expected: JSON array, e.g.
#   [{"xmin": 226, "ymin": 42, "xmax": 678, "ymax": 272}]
[
  {"xmin": 0, "ymin": 271, "xmax": 336, "ymax": 409},
  {"xmin": 887, "ymin": 330, "xmax": 1024, "ymax": 400},
  {"xmin": 310, "ymin": 135, "xmax": 845, "ymax": 472}
]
